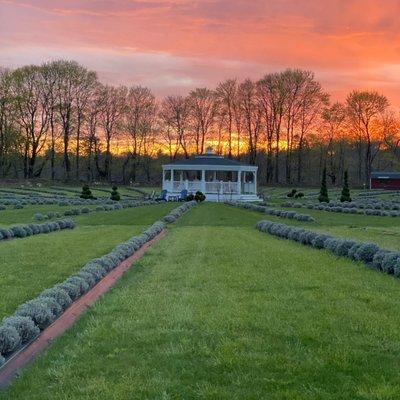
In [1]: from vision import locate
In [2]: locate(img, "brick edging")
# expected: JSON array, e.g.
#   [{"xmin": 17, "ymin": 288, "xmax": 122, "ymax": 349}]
[{"xmin": 0, "ymin": 229, "xmax": 167, "ymax": 389}]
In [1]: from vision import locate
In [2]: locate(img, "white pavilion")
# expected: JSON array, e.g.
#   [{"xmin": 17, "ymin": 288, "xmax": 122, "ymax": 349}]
[{"xmin": 162, "ymin": 147, "xmax": 259, "ymax": 202}]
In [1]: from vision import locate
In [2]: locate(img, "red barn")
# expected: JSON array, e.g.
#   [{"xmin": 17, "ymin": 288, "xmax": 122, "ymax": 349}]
[{"xmin": 370, "ymin": 172, "xmax": 400, "ymax": 190}]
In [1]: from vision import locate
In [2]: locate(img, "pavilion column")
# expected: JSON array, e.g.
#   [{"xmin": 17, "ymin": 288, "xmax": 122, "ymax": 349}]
[
  {"xmin": 171, "ymin": 169, "xmax": 174, "ymax": 191},
  {"xmin": 162, "ymin": 169, "xmax": 165, "ymax": 189},
  {"xmin": 253, "ymin": 172, "xmax": 257, "ymax": 194},
  {"xmin": 237, "ymin": 170, "xmax": 241, "ymax": 194},
  {"xmin": 201, "ymin": 169, "xmax": 206, "ymax": 193}
]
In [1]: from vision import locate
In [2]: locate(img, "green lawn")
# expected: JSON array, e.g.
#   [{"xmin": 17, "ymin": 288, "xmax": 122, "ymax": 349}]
[
  {"xmin": 3, "ymin": 204, "xmax": 400, "ymax": 399},
  {"xmin": 0, "ymin": 203, "xmax": 176, "ymax": 319},
  {"xmin": 258, "ymin": 205, "xmax": 400, "ymax": 251},
  {"xmin": 0, "ymin": 204, "xmax": 80, "ymax": 226}
]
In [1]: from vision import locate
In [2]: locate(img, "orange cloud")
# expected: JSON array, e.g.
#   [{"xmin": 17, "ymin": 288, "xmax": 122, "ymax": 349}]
[{"xmin": 1, "ymin": 0, "xmax": 400, "ymax": 105}]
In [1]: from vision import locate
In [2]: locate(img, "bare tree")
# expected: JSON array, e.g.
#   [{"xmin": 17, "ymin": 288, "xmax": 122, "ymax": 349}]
[
  {"xmin": 188, "ymin": 88, "xmax": 217, "ymax": 154},
  {"xmin": 0, "ymin": 69, "xmax": 21, "ymax": 177},
  {"xmin": 10, "ymin": 65, "xmax": 51, "ymax": 178},
  {"xmin": 215, "ymin": 79, "xmax": 239, "ymax": 158},
  {"xmin": 238, "ymin": 79, "xmax": 263, "ymax": 165},
  {"xmin": 346, "ymin": 90, "xmax": 389, "ymax": 182},
  {"xmin": 159, "ymin": 95, "xmax": 190, "ymax": 159},
  {"xmin": 257, "ymin": 73, "xmax": 286, "ymax": 182},
  {"xmin": 97, "ymin": 85, "xmax": 127, "ymax": 181},
  {"xmin": 320, "ymin": 102, "xmax": 347, "ymax": 184},
  {"xmin": 124, "ymin": 86, "xmax": 156, "ymax": 182}
]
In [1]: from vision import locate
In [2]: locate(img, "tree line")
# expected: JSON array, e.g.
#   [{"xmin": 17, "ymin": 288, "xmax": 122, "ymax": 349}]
[{"xmin": 0, "ymin": 60, "xmax": 399, "ymax": 186}]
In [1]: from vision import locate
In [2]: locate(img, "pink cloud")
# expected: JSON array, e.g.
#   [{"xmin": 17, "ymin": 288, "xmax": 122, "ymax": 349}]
[{"xmin": 1, "ymin": 0, "xmax": 400, "ymax": 105}]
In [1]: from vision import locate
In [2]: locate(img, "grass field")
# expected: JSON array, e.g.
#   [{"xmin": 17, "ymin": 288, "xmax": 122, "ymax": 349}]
[
  {"xmin": 2, "ymin": 203, "xmax": 400, "ymax": 399},
  {"xmin": 0, "ymin": 202, "xmax": 176, "ymax": 319}
]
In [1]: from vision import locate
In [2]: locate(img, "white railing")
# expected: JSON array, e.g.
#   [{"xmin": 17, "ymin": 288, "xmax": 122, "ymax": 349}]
[
  {"xmin": 243, "ymin": 182, "xmax": 255, "ymax": 194},
  {"xmin": 165, "ymin": 180, "xmax": 254, "ymax": 195}
]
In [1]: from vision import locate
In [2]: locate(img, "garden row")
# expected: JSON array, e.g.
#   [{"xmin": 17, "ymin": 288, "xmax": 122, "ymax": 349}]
[
  {"xmin": 33, "ymin": 200, "xmax": 155, "ymax": 221},
  {"xmin": 0, "ymin": 220, "xmax": 75, "ymax": 241},
  {"xmin": 256, "ymin": 220, "xmax": 400, "ymax": 276},
  {"xmin": 282, "ymin": 201, "xmax": 400, "ymax": 217},
  {"xmin": 0, "ymin": 201, "xmax": 197, "ymax": 366},
  {"xmin": 226, "ymin": 201, "xmax": 315, "ymax": 222}
]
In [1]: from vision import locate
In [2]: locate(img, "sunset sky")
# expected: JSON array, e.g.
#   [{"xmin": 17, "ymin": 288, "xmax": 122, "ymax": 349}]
[{"xmin": 1, "ymin": 0, "xmax": 400, "ymax": 106}]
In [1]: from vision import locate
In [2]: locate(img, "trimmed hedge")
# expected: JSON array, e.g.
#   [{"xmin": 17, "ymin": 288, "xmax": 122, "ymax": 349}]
[
  {"xmin": 226, "ymin": 201, "xmax": 315, "ymax": 222},
  {"xmin": 282, "ymin": 199, "xmax": 400, "ymax": 217},
  {"xmin": 0, "ymin": 202, "xmax": 196, "ymax": 365},
  {"xmin": 0, "ymin": 219, "xmax": 75, "ymax": 242},
  {"xmin": 33, "ymin": 200, "xmax": 157, "ymax": 221},
  {"xmin": 256, "ymin": 220, "xmax": 400, "ymax": 277}
]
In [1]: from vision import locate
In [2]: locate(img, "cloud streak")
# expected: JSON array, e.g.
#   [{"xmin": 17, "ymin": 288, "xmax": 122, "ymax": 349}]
[{"xmin": 1, "ymin": 0, "xmax": 400, "ymax": 104}]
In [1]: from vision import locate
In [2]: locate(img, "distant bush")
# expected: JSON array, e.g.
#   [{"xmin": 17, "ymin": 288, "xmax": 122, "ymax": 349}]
[
  {"xmin": 80, "ymin": 184, "xmax": 96, "ymax": 200},
  {"xmin": 194, "ymin": 191, "xmax": 206, "ymax": 202},
  {"xmin": 226, "ymin": 201, "xmax": 315, "ymax": 222},
  {"xmin": 110, "ymin": 186, "xmax": 121, "ymax": 201}
]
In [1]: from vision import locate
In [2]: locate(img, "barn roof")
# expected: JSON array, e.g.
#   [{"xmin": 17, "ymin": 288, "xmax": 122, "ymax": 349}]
[{"xmin": 371, "ymin": 171, "xmax": 400, "ymax": 179}]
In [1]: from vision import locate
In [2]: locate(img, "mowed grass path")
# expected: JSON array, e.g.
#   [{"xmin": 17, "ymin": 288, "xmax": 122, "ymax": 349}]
[
  {"xmin": 0, "ymin": 203, "xmax": 176, "ymax": 319},
  {"xmin": 3, "ymin": 204, "xmax": 400, "ymax": 399}
]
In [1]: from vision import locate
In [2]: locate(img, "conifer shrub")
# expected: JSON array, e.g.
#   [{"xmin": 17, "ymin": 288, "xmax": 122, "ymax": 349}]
[
  {"xmin": 110, "ymin": 186, "xmax": 121, "ymax": 201},
  {"xmin": 80, "ymin": 184, "xmax": 96, "ymax": 200},
  {"xmin": 318, "ymin": 167, "xmax": 329, "ymax": 203},
  {"xmin": 340, "ymin": 170, "xmax": 351, "ymax": 202}
]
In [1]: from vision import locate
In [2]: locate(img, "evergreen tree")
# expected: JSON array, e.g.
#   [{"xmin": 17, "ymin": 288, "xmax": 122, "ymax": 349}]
[
  {"xmin": 318, "ymin": 167, "xmax": 329, "ymax": 203},
  {"xmin": 110, "ymin": 186, "xmax": 121, "ymax": 201},
  {"xmin": 340, "ymin": 170, "xmax": 351, "ymax": 202},
  {"xmin": 80, "ymin": 184, "xmax": 95, "ymax": 199}
]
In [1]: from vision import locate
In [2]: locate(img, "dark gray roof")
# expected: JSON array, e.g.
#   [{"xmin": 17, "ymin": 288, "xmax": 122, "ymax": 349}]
[
  {"xmin": 168, "ymin": 154, "xmax": 244, "ymax": 167},
  {"xmin": 371, "ymin": 171, "xmax": 400, "ymax": 179}
]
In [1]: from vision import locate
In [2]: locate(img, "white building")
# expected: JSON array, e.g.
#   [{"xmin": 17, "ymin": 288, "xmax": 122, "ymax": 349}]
[{"xmin": 162, "ymin": 148, "xmax": 260, "ymax": 202}]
